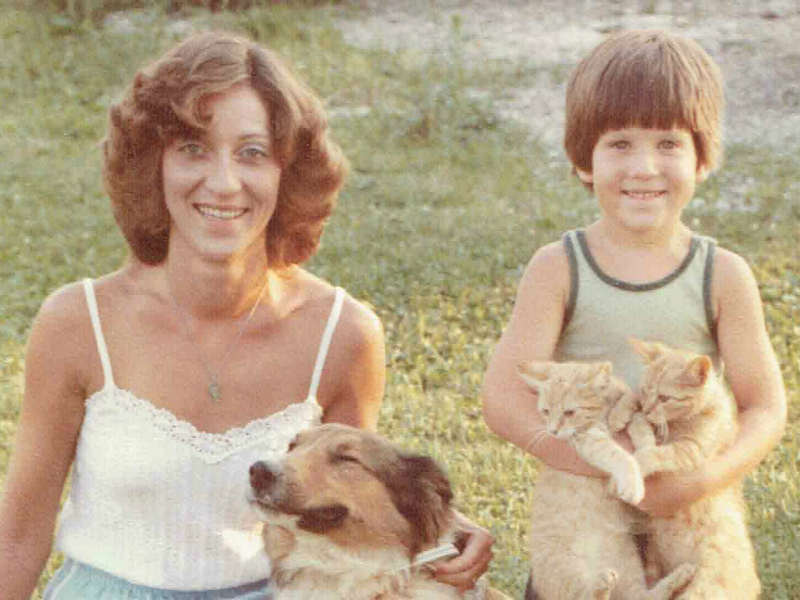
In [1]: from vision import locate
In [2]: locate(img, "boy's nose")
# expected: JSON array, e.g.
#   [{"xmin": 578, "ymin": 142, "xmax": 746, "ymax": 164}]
[{"xmin": 628, "ymin": 150, "xmax": 658, "ymax": 178}]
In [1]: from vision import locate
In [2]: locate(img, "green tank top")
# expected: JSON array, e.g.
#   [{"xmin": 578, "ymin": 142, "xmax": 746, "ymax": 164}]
[{"xmin": 554, "ymin": 229, "xmax": 720, "ymax": 388}]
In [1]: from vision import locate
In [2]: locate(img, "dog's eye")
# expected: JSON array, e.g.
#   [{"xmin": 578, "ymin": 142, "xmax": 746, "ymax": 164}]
[
  {"xmin": 287, "ymin": 440, "xmax": 298, "ymax": 452},
  {"xmin": 332, "ymin": 453, "xmax": 359, "ymax": 464}
]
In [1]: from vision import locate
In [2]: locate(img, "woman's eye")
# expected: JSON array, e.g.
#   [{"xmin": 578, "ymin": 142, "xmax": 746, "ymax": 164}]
[
  {"xmin": 609, "ymin": 140, "xmax": 629, "ymax": 150},
  {"xmin": 659, "ymin": 140, "xmax": 679, "ymax": 150},
  {"xmin": 239, "ymin": 145, "xmax": 268, "ymax": 159},
  {"xmin": 563, "ymin": 409, "xmax": 575, "ymax": 417},
  {"xmin": 178, "ymin": 142, "xmax": 204, "ymax": 155}
]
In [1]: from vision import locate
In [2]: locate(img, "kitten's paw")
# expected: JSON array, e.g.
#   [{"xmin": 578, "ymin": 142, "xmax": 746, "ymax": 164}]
[
  {"xmin": 592, "ymin": 569, "xmax": 617, "ymax": 599},
  {"xmin": 608, "ymin": 466, "xmax": 645, "ymax": 504},
  {"xmin": 666, "ymin": 562, "xmax": 697, "ymax": 592},
  {"xmin": 635, "ymin": 447, "xmax": 662, "ymax": 477},
  {"xmin": 607, "ymin": 408, "xmax": 631, "ymax": 433}
]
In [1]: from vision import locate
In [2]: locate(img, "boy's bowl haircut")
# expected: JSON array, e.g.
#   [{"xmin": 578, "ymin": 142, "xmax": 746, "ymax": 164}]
[{"xmin": 564, "ymin": 29, "xmax": 724, "ymax": 181}]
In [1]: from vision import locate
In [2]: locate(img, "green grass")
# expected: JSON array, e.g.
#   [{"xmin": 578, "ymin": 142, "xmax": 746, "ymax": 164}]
[{"xmin": 1, "ymin": 3, "xmax": 798, "ymax": 598}]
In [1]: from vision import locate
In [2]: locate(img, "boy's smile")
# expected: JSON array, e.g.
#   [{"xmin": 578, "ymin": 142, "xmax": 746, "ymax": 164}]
[{"xmin": 577, "ymin": 127, "xmax": 707, "ymax": 238}]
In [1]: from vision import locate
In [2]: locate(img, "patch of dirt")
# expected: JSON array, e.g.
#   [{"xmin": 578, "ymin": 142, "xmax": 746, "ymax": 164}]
[{"xmin": 334, "ymin": 0, "xmax": 800, "ymax": 153}]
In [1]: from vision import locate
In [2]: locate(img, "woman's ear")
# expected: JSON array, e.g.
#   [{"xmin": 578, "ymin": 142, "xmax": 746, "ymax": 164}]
[{"xmin": 576, "ymin": 167, "xmax": 593, "ymax": 184}]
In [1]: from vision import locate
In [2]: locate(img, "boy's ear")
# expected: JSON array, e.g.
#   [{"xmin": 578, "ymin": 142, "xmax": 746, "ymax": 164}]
[
  {"xmin": 696, "ymin": 164, "xmax": 709, "ymax": 183},
  {"xmin": 576, "ymin": 167, "xmax": 593, "ymax": 184}
]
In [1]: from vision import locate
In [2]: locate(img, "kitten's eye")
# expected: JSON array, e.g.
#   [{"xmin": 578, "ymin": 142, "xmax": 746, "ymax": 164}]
[{"xmin": 287, "ymin": 439, "xmax": 298, "ymax": 452}]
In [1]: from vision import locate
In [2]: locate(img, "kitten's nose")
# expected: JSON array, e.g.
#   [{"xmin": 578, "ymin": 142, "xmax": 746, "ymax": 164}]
[{"xmin": 249, "ymin": 461, "xmax": 276, "ymax": 494}]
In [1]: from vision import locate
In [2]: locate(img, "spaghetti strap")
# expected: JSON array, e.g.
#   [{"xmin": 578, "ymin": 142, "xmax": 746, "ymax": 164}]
[
  {"xmin": 82, "ymin": 278, "xmax": 115, "ymax": 389},
  {"xmin": 307, "ymin": 287, "xmax": 345, "ymax": 399}
]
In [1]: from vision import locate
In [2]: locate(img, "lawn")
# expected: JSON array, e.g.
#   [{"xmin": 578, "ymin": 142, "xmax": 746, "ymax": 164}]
[{"xmin": 1, "ymin": 3, "xmax": 798, "ymax": 598}]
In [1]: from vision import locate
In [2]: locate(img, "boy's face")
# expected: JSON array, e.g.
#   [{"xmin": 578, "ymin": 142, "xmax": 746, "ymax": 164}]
[{"xmin": 576, "ymin": 127, "xmax": 708, "ymax": 236}]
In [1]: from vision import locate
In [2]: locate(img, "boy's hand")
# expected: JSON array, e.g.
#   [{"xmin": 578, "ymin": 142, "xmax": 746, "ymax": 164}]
[{"xmin": 637, "ymin": 468, "xmax": 708, "ymax": 517}]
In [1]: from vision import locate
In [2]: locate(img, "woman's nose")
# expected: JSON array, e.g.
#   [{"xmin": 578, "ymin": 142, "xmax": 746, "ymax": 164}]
[{"xmin": 205, "ymin": 153, "xmax": 242, "ymax": 195}]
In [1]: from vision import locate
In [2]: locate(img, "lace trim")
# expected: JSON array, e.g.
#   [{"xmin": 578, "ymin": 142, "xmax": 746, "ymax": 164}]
[{"xmin": 85, "ymin": 387, "xmax": 322, "ymax": 464}]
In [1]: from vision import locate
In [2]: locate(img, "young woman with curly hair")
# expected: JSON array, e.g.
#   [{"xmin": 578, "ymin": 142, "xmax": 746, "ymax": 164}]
[{"xmin": 0, "ymin": 31, "xmax": 492, "ymax": 599}]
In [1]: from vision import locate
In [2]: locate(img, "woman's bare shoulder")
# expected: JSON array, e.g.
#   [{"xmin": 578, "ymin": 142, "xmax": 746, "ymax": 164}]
[
  {"xmin": 295, "ymin": 270, "xmax": 383, "ymax": 348},
  {"xmin": 33, "ymin": 279, "xmax": 93, "ymax": 334}
]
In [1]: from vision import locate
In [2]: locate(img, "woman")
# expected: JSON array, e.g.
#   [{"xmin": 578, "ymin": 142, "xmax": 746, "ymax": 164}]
[{"xmin": 0, "ymin": 31, "xmax": 492, "ymax": 598}]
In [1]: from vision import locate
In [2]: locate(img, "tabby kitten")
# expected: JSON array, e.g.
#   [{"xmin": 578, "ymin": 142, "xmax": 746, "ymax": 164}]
[
  {"xmin": 519, "ymin": 360, "xmax": 695, "ymax": 600},
  {"xmin": 629, "ymin": 339, "xmax": 760, "ymax": 599}
]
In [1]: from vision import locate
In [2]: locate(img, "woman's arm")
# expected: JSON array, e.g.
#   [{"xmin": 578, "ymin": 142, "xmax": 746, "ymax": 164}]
[
  {"xmin": 482, "ymin": 242, "xmax": 605, "ymax": 476},
  {"xmin": 0, "ymin": 285, "xmax": 90, "ymax": 599},
  {"xmin": 319, "ymin": 295, "xmax": 386, "ymax": 431},
  {"xmin": 637, "ymin": 249, "xmax": 788, "ymax": 516}
]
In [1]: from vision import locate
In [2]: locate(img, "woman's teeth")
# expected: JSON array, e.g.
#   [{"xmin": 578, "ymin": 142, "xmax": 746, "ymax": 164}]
[{"xmin": 196, "ymin": 205, "xmax": 247, "ymax": 220}]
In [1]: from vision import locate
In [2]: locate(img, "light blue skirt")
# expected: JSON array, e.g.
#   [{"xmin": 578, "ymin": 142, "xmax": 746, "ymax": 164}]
[{"xmin": 44, "ymin": 559, "xmax": 272, "ymax": 599}]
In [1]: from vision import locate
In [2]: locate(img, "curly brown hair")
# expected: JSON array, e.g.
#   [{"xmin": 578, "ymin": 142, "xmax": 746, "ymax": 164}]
[
  {"xmin": 103, "ymin": 31, "xmax": 348, "ymax": 266},
  {"xmin": 564, "ymin": 29, "xmax": 724, "ymax": 184}
]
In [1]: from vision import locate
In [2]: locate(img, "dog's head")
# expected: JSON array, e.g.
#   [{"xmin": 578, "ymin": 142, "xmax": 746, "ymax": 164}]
[{"xmin": 249, "ymin": 423, "xmax": 453, "ymax": 556}]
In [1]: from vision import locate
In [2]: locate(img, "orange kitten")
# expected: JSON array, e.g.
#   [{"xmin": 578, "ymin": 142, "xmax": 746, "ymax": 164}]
[
  {"xmin": 519, "ymin": 360, "xmax": 695, "ymax": 600},
  {"xmin": 629, "ymin": 339, "xmax": 760, "ymax": 599}
]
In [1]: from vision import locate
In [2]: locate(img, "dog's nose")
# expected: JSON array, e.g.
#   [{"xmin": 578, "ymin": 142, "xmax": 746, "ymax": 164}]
[{"xmin": 249, "ymin": 461, "xmax": 276, "ymax": 494}]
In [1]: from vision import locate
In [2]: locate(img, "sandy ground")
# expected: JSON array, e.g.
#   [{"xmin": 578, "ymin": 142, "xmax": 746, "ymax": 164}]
[{"xmin": 333, "ymin": 0, "xmax": 800, "ymax": 153}]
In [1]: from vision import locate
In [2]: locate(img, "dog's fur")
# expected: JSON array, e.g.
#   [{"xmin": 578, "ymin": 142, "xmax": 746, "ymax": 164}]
[{"xmin": 249, "ymin": 423, "xmax": 510, "ymax": 600}]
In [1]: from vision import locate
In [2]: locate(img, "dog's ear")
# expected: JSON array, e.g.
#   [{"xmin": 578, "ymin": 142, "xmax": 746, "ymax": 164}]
[
  {"xmin": 387, "ymin": 454, "xmax": 453, "ymax": 554},
  {"xmin": 297, "ymin": 504, "xmax": 349, "ymax": 533}
]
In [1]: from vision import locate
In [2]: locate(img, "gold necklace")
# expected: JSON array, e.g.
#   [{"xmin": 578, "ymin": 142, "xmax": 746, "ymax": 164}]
[{"xmin": 169, "ymin": 276, "xmax": 270, "ymax": 402}]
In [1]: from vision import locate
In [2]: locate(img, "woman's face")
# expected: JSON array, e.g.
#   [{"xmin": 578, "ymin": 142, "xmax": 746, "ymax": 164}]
[{"xmin": 162, "ymin": 84, "xmax": 281, "ymax": 263}]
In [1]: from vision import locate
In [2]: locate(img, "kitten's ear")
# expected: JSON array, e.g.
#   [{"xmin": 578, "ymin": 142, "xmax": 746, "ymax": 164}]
[
  {"xmin": 517, "ymin": 361, "xmax": 549, "ymax": 391},
  {"xmin": 679, "ymin": 355, "xmax": 712, "ymax": 386},
  {"xmin": 629, "ymin": 338, "xmax": 662, "ymax": 362}
]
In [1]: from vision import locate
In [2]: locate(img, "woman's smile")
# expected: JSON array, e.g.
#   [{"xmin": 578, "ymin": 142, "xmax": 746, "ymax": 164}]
[
  {"xmin": 194, "ymin": 204, "xmax": 249, "ymax": 220},
  {"xmin": 162, "ymin": 84, "xmax": 282, "ymax": 261}
]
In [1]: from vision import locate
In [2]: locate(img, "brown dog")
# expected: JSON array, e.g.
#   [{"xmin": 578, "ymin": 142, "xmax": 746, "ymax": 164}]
[{"xmin": 249, "ymin": 423, "xmax": 510, "ymax": 600}]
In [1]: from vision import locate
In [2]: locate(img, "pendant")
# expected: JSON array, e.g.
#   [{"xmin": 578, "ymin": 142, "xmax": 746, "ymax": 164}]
[{"xmin": 208, "ymin": 380, "xmax": 221, "ymax": 402}]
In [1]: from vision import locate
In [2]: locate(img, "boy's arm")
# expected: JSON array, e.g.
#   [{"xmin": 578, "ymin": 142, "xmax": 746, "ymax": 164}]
[
  {"xmin": 481, "ymin": 241, "xmax": 607, "ymax": 477},
  {"xmin": 638, "ymin": 248, "xmax": 787, "ymax": 516}
]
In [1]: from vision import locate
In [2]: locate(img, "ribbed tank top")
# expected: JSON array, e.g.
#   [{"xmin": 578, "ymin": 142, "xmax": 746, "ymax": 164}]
[
  {"xmin": 54, "ymin": 280, "xmax": 345, "ymax": 590},
  {"xmin": 554, "ymin": 229, "xmax": 720, "ymax": 388}
]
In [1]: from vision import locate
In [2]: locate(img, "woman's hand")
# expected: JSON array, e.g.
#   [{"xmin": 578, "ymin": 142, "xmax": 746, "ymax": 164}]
[{"xmin": 432, "ymin": 511, "xmax": 494, "ymax": 592}]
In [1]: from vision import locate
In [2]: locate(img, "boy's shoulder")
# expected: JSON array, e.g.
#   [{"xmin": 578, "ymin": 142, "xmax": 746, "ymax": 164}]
[
  {"xmin": 519, "ymin": 235, "xmax": 572, "ymax": 296},
  {"xmin": 528, "ymin": 235, "xmax": 570, "ymax": 268},
  {"xmin": 712, "ymin": 245, "xmax": 756, "ymax": 283}
]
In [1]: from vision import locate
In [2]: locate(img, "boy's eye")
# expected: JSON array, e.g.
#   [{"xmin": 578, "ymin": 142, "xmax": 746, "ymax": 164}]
[{"xmin": 658, "ymin": 139, "xmax": 679, "ymax": 150}]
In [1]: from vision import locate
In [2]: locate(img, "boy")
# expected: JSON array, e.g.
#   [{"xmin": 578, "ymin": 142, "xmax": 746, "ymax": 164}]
[{"xmin": 481, "ymin": 29, "xmax": 786, "ymax": 596}]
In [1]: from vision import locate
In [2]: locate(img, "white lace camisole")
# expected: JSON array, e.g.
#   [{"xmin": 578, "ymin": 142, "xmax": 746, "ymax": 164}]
[{"xmin": 54, "ymin": 279, "xmax": 345, "ymax": 590}]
